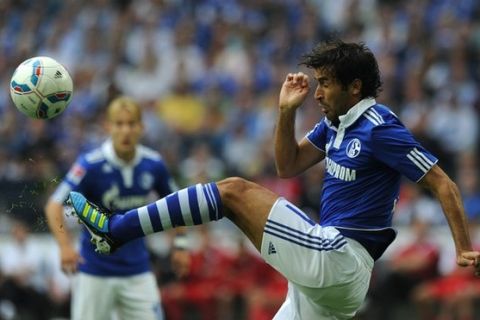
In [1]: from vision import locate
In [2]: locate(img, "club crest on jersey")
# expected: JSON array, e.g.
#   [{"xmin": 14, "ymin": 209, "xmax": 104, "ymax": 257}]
[
  {"xmin": 346, "ymin": 138, "xmax": 361, "ymax": 158},
  {"xmin": 139, "ymin": 172, "xmax": 154, "ymax": 190}
]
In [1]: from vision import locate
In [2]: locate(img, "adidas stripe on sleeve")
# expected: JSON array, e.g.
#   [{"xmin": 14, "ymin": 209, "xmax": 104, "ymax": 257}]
[
  {"xmin": 406, "ymin": 147, "xmax": 435, "ymax": 175},
  {"xmin": 364, "ymin": 108, "xmax": 385, "ymax": 126},
  {"xmin": 371, "ymin": 123, "xmax": 438, "ymax": 182}
]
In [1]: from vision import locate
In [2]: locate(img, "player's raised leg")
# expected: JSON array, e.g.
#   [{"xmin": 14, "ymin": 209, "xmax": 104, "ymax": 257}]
[
  {"xmin": 66, "ymin": 177, "xmax": 278, "ymax": 252},
  {"xmin": 216, "ymin": 177, "xmax": 279, "ymax": 250}
]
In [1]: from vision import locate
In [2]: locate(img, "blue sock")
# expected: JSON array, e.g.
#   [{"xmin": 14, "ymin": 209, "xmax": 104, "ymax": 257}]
[{"xmin": 109, "ymin": 183, "xmax": 223, "ymax": 242}]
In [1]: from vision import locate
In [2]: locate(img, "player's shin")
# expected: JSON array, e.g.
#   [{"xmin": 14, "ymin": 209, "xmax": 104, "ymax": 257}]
[{"xmin": 110, "ymin": 183, "xmax": 223, "ymax": 242}]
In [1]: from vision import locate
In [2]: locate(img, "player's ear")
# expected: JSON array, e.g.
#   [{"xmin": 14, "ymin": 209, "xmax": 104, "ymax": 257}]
[{"xmin": 350, "ymin": 79, "xmax": 362, "ymax": 96}]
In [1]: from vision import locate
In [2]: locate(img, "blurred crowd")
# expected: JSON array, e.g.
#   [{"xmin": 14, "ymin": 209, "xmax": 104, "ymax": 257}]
[{"xmin": 0, "ymin": 0, "xmax": 480, "ymax": 319}]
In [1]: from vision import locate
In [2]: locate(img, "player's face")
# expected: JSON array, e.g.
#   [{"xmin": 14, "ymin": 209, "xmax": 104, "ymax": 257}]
[
  {"xmin": 108, "ymin": 108, "xmax": 143, "ymax": 161},
  {"xmin": 313, "ymin": 68, "xmax": 357, "ymax": 124}
]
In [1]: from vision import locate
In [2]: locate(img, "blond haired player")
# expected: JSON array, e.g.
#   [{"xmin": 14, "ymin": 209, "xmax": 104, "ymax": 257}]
[{"xmin": 45, "ymin": 97, "xmax": 177, "ymax": 319}]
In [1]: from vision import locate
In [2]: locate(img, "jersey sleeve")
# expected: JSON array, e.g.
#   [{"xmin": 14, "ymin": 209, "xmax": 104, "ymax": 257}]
[
  {"xmin": 371, "ymin": 123, "xmax": 438, "ymax": 182},
  {"xmin": 305, "ymin": 120, "xmax": 328, "ymax": 151},
  {"xmin": 50, "ymin": 156, "xmax": 89, "ymax": 203}
]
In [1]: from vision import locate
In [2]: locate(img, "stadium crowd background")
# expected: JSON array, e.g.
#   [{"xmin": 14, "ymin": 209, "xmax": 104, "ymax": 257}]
[{"xmin": 0, "ymin": 0, "xmax": 480, "ymax": 319}]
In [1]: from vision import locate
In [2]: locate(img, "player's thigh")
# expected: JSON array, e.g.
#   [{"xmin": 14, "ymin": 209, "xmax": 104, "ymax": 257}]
[
  {"xmin": 217, "ymin": 177, "xmax": 279, "ymax": 250},
  {"xmin": 116, "ymin": 272, "xmax": 163, "ymax": 320},
  {"xmin": 72, "ymin": 273, "xmax": 116, "ymax": 320}
]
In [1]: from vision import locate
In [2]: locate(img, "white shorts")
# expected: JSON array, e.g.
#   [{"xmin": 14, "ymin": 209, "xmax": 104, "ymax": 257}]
[
  {"xmin": 261, "ymin": 198, "xmax": 374, "ymax": 320},
  {"xmin": 72, "ymin": 272, "xmax": 164, "ymax": 320}
]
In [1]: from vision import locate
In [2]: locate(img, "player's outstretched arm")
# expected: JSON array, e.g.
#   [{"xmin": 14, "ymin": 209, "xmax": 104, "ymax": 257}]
[
  {"xmin": 275, "ymin": 72, "xmax": 324, "ymax": 178},
  {"xmin": 418, "ymin": 165, "xmax": 480, "ymax": 274}
]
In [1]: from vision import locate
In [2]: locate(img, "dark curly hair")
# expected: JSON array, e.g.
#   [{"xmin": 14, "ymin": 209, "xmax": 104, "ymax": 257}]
[{"xmin": 300, "ymin": 39, "xmax": 382, "ymax": 98}]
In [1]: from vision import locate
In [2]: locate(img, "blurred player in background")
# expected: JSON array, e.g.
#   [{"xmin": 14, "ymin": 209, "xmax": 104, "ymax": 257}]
[
  {"xmin": 65, "ymin": 40, "xmax": 480, "ymax": 319},
  {"xmin": 45, "ymin": 96, "xmax": 177, "ymax": 320}
]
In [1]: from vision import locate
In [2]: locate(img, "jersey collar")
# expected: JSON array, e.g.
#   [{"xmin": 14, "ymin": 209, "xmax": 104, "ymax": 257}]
[
  {"xmin": 333, "ymin": 97, "xmax": 376, "ymax": 148},
  {"xmin": 338, "ymin": 97, "xmax": 376, "ymax": 128},
  {"xmin": 102, "ymin": 139, "xmax": 141, "ymax": 168}
]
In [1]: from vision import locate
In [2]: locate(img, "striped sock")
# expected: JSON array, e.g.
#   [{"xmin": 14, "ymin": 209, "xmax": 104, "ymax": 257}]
[{"xmin": 109, "ymin": 183, "xmax": 223, "ymax": 242}]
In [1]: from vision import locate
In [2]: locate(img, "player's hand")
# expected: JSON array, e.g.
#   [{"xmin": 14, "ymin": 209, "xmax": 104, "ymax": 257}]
[
  {"xmin": 457, "ymin": 251, "xmax": 480, "ymax": 276},
  {"xmin": 279, "ymin": 72, "xmax": 310, "ymax": 111},
  {"xmin": 60, "ymin": 244, "xmax": 82, "ymax": 275}
]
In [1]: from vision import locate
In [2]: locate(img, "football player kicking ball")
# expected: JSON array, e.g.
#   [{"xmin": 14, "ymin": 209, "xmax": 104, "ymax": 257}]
[{"xmin": 65, "ymin": 40, "xmax": 480, "ymax": 320}]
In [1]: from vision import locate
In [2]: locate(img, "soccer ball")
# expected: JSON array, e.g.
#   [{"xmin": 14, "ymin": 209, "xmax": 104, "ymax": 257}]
[{"xmin": 10, "ymin": 56, "xmax": 73, "ymax": 119}]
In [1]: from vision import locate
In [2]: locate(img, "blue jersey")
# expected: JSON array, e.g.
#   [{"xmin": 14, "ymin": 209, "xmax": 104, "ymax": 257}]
[
  {"xmin": 306, "ymin": 98, "xmax": 438, "ymax": 259},
  {"xmin": 51, "ymin": 140, "xmax": 176, "ymax": 276}
]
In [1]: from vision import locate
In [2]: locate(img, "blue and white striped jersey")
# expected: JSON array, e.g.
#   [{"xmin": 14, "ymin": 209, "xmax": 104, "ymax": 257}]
[
  {"xmin": 306, "ymin": 98, "xmax": 438, "ymax": 259},
  {"xmin": 51, "ymin": 140, "xmax": 176, "ymax": 276}
]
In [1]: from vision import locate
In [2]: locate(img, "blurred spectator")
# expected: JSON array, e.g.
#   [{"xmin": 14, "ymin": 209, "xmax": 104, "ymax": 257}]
[
  {"xmin": 0, "ymin": 218, "xmax": 67, "ymax": 320},
  {"xmin": 179, "ymin": 142, "xmax": 225, "ymax": 185},
  {"xmin": 412, "ymin": 222, "xmax": 480, "ymax": 320},
  {"xmin": 458, "ymin": 167, "xmax": 480, "ymax": 223},
  {"xmin": 366, "ymin": 216, "xmax": 440, "ymax": 319},
  {"xmin": 225, "ymin": 238, "xmax": 287, "ymax": 320},
  {"xmin": 427, "ymin": 89, "xmax": 478, "ymax": 158},
  {"xmin": 413, "ymin": 266, "xmax": 480, "ymax": 320},
  {"xmin": 393, "ymin": 182, "xmax": 445, "ymax": 226},
  {"xmin": 161, "ymin": 226, "xmax": 234, "ymax": 320},
  {"xmin": 156, "ymin": 79, "xmax": 207, "ymax": 135}
]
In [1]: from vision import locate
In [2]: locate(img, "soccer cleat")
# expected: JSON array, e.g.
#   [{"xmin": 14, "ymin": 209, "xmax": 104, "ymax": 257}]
[{"xmin": 65, "ymin": 191, "xmax": 118, "ymax": 254}]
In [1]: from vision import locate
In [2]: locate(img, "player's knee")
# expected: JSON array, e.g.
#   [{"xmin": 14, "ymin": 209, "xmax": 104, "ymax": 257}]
[{"xmin": 217, "ymin": 177, "xmax": 252, "ymax": 203}]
